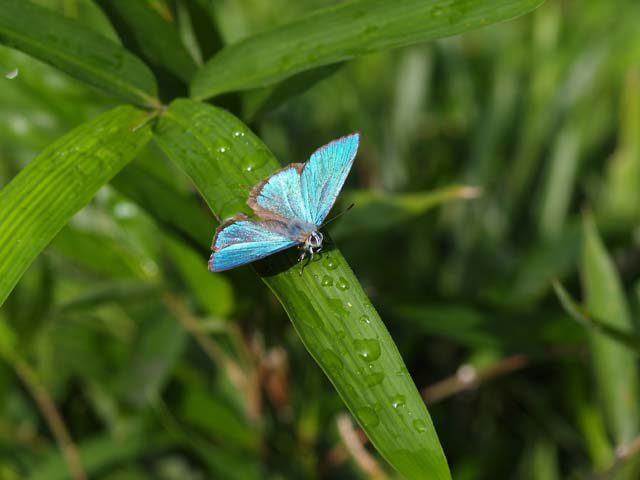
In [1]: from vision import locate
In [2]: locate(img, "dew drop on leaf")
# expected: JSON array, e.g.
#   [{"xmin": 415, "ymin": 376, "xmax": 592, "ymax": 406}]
[
  {"xmin": 214, "ymin": 139, "xmax": 231, "ymax": 154},
  {"xmin": 390, "ymin": 394, "xmax": 406, "ymax": 409},
  {"xmin": 241, "ymin": 151, "xmax": 269, "ymax": 173},
  {"xmin": 320, "ymin": 349, "xmax": 343, "ymax": 375},
  {"xmin": 336, "ymin": 277, "xmax": 349, "ymax": 290},
  {"xmin": 355, "ymin": 406, "xmax": 379, "ymax": 427},
  {"xmin": 324, "ymin": 257, "xmax": 338, "ymax": 270},
  {"xmin": 321, "ymin": 275, "xmax": 333, "ymax": 286},
  {"xmin": 364, "ymin": 372, "xmax": 384, "ymax": 387},
  {"xmin": 353, "ymin": 338, "xmax": 381, "ymax": 361},
  {"xmin": 412, "ymin": 419, "xmax": 427, "ymax": 433}
]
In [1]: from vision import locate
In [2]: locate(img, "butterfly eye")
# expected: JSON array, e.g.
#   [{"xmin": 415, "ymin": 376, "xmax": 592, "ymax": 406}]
[{"xmin": 309, "ymin": 231, "xmax": 323, "ymax": 249}]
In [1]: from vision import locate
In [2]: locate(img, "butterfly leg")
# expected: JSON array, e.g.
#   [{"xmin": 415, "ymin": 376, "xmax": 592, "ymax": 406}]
[
  {"xmin": 298, "ymin": 248, "xmax": 307, "ymax": 275},
  {"xmin": 299, "ymin": 246, "xmax": 320, "ymax": 275}
]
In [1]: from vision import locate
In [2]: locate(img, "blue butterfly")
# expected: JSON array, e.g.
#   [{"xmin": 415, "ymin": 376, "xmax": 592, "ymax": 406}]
[{"xmin": 209, "ymin": 133, "xmax": 359, "ymax": 273}]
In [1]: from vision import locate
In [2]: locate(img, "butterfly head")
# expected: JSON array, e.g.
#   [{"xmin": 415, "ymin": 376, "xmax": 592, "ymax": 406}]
[
  {"xmin": 298, "ymin": 230, "xmax": 323, "ymax": 275},
  {"xmin": 304, "ymin": 230, "xmax": 323, "ymax": 253}
]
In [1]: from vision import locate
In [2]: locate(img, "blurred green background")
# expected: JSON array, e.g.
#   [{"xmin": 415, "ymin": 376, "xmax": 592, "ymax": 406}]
[{"xmin": 1, "ymin": 0, "xmax": 640, "ymax": 478}]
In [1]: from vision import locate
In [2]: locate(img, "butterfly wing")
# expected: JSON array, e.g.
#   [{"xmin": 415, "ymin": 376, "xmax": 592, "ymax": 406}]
[
  {"xmin": 301, "ymin": 133, "xmax": 359, "ymax": 225},
  {"xmin": 248, "ymin": 134, "xmax": 359, "ymax": 226},
  {"xmin": 247, "ymin": 164, "xmax": 314, "ymax": 224},
  {"xmin": 209, "ymin": 214, "xmax": 298, "ymax": 272}
]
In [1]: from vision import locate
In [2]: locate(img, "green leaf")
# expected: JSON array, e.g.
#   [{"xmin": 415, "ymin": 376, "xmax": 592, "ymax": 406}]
[
  {"xmin": 396, "ymin": 303, "xmax": 584, "ymax": 351},
  {"xmin": 0, "ymin": 105, "xmax": 153, "ymax": 308},
  {"xmin": 118, "ymin": 310, "xmax": 186, "ymax": 407},
  {"xmin": 0, "ymin": 318, "xmax": 17, "ymax": 358},
  {"xmin": 191, "ymin": 0, "xmax": 545, "ymax": 100},
  {"xmin": 181, "ymin": 385, "xmax": 256, "ymax": 450},
  {"xmin": 58, "ymin": 281, "xmax": 160, "ymax": 313},
  {"xmin": 242, "ymin": 63, "xmax": 344, "ymax": 120},
  {"xmin": 112, "ymin": 161, "xmax": 213, "ymax": 249},
  {"xmin": 154, "ymin": 99, "xmax": 451, "ymax": 479},
  {"xmin": 96, "ymin": 0, "xmax": 197, "ymax": 84},
  {"xmin": 52, "ymin": 226, "xmax": 154, "ymax": 279},
  {"xmin": 599, "ymin": 69, "xmax": 640, "ymax": 228},
  {"xmin": 164, "ymin": 236, "xmax": 235, "ymax": 318},
  {"xmin": 0, "ymin": 0, "xmax": 159, "ymax": 107},
  {"xmin": 182, "ymin": 0, "xmax": 223, "ymax": 61},
  {"xmin": 333, "ymin": 185, "xmax": 480, "ymax": 239},
  {"xmin": 28, "ymin": 427, "xmax": 175, "ymax": 480},
  {"xmin": 553, "ymin": 280, "xmax": 640, "ymax": 356},
  {"xmin": 581, "ymin": 213, "xmax": 640, "ymax": 443}
]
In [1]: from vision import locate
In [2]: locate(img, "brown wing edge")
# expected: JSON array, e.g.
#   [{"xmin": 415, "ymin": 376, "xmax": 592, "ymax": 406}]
[
  {"xmin": 210, "ymin": 213, "xmax": 250, "ymax": 251},
  {"xmin": 246, "ymin": 163, "xmax": 305, "ymax": 220},
  {"xmin": 209, "ymin": 213, "xmax": 249, "ymax": 272}
]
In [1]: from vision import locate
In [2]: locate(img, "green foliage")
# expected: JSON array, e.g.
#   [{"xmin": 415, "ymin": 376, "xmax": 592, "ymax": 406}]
[
  {"xmin": 0, "ymin": 0, "xmax": 159, "ymax": 106},
  {"xmin": 3, "ymin": 0, "xmax": 640, "ymax": 479},
  {"xmin": 191, "ymin": 0, "xmax": 544, "ymax": 99},
  {"xmin": 0, "ymin": 106, "xmax": 152, "ymax": 306}
]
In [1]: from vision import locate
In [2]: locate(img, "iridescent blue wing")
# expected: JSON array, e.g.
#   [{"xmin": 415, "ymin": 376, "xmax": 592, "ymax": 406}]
[
  {"xmin": 300, "ymin": 133, "xmax": 359, "ymax": 226},
  {"xmin": 247, "ymin": 164, "xmax": 314, "ymax": 224},
  {"xmin": 209, "ymin": 214, "xmax": 298, "ymax": 272}
]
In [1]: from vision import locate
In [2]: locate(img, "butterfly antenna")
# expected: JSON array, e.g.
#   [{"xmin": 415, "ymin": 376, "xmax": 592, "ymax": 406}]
[{"xmin": 320, "ymin": 203, "xmax": 354, "ymax": 228}]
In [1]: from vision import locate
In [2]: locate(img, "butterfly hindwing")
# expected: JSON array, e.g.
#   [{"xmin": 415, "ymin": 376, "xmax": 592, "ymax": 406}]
[
  {"xmin": 209, "ymin": 214, "xmax": 298, "ymax": 272},
  {"xmin": 301, "ymin": 133, "xmax": 359, "ymax": 225},
  {"xmin": 247, "ymin": 164, "xmax": 314, "ymax": 224}
]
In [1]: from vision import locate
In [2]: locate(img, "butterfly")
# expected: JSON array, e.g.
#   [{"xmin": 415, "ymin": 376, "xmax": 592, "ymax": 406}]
[{"xmin": 209, "ymin": 133, "xmax": 359, "ymax": 273}]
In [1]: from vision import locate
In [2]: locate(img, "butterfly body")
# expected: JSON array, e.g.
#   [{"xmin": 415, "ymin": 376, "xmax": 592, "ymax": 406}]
[{"xmin": 209, "ymin": 133, "xmax": 359, "ymax": 272}]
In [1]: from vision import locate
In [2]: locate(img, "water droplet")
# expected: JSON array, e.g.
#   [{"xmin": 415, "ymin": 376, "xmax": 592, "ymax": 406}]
[
  {"xmin": 232, "ymin": 130, "xmax": 245, "ymax": 138},
  {"xmin": 214, "ymin": 139, "xmax": 231, "ymax": 154},
  {"xmin": 413, "ymin": 419, "xmax": 427, "ymax": 433},
  {"xmin": 390, "ymin": 394, "xmax": 406, "ymax": 409},
  {"xmin": 5, "ymin": 68, "xmax": 18, "ymax": 80},
  {"xmin": 242, "ymin": 151, "xmax": 269, "ymax": 173},
  {"xmin": 328, "ymin": 298, "xmax": 349, "ymax": 320},
  {"xmin": 324, "ymin": 257, "xmax": 338, "ymax": 270},
  {"xmin": 337, "ymin": 277, "xmax": 349, "ymax": 291},
  {"xmin": 355, "ymin": 407, "xmax": 379, "ymax": 427},
  {"xmin": 353, "ymin": 339, "xmax": 381, "ymax": 362},
  {"xmin": 359, "ymin": 315, "xmax": 371, "ymax": 324},
  {"xmin": 321, "ymin": 275, "xmax": 333, "ymax": 287},
  {"xmin": 396, "ymin": 366, "xmax": 409, "ymax": 377},
  {"xmin": 364, "ymin": 372, "xmax": 384, "ymax": 387},
  {"xmin": 320, "ymin": 350, "xmax": 343, "ymax": 375}
]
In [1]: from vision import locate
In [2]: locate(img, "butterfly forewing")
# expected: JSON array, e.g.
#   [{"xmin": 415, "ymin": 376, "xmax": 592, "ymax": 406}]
[
  {"xmin": 301, "ymin": 133, "xmax": 359, "ymax": 225},
  {"xmin": 210, "ymin": 215, "xmax": 297, "ymax": 271}
]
